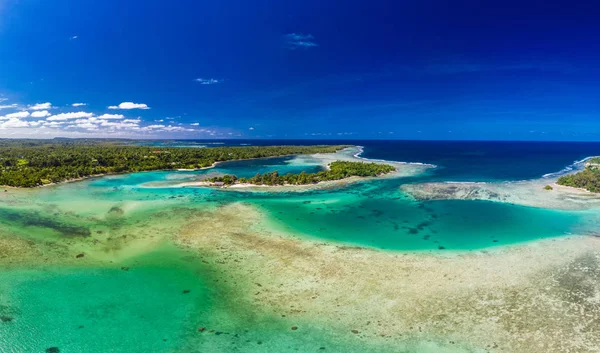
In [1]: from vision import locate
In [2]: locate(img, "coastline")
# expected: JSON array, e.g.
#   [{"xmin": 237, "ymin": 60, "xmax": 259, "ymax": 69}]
[
  {"xmin": 0, "ymin": 150, "xmax": 342, "ymax": 190},
  {"xmin": 401, "ymin": 167, "xmax": 600, "ymax": 211},
  {"xmin": 159, "ymin": 146, "xmax": 434, "ymax": 191},
  {"xmin": 2, "ymin": 145, "xmax": 435, "ymax": 191},
  {"xmin": 2, "ymin": 146, "xmax": 600, "ymax": 352}
]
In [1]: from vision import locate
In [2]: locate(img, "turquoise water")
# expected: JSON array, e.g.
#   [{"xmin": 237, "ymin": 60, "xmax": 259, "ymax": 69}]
[
  {"xmin": 24, "ymin": 155, "xmax": 591, "ymax": 251},
  {"xmin": 261, "ymin": 194, "xmax": 581, "ymax": 250},
  {"xmin": 0, "ymin": 149, "xmax": 598, "ymax": 352},
  {"xmin": 0, "ymin": 246, "xmax": 454, "ymax": 353},
  {"xmin": 0, "ymin": 247, "xmax": 211, "ymax": 353}
]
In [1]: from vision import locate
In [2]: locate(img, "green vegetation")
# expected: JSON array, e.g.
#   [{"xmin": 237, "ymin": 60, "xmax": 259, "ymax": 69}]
[
  {"xmin": 206, "ymin": 161, "xmax": 396, "ymax": 186},
  {"xmin": 0, "ymin": 139, "xmax": 348, "ymax": 187},
  {"xmin": 557, "ymin": 158, "xmax": 600, "ymax": 193},
  {"xmin": 544, "ymin": 185, "xmax": 553, "ymax": 191},
  {"xmin": 587, "ymin": 157, "xmax": 600, "ymax": 165}
]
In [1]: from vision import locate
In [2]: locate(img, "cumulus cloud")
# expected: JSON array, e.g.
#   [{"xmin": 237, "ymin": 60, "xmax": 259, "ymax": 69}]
[
  {"xmin": 0, "ymin": 104, "xmax": 18, "ymax": 110},
  {"xmin": 67, "ymin": 116, "xmax": 141, "ymax": 131},
  {"xmin": 139, "ymin": 124, "xmax": 194, "ymax": 132},
  {"xmin": 249, "ymin": 127, "xmax": 254, "ymax": 130},
  {"xmin": 108, "ymin": 102, "xmax": 150, "ymax": 110},
  {"xmin": 0, "ymin": 118, "xmax": 31, "ymax": 128},
  {"xmin": 31, "ymin": 110, "xmax": 51, "ymax": 118},
  {"xmin": 0, "ymin": 99, "xmax": 216, "ymax": 137},
  {"xmin": 43, "ymin": 121, "xmax": 66, "ymax": 127},
  {"xmin": 70, "ymin": 35, "xmax": 78, "ymax": 40},
  {"xmin": 195, "ymin": 78, "xmax": 222, "ymax": 85},
  {"xmin": 283, "ymin": 33, "xmax": 318, "ymax": 50},
  {"xmin": 29, "ymin": 102, "xmax": 52, "ymax": 110},
  {"xmin": 46, "ymin": 112, "xmax": 94, "ymax": 121},
  {"xmin": 0, "ymin": 111, "xmax": 30, "ymax": 120},
  {"xmin": 96, "ymin": 113, "xmax": 125, "ymax": 120}
]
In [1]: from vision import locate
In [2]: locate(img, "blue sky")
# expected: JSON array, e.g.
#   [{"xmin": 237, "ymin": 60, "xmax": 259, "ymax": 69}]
[{"xmin": 0, "ymin": 0, "xmax": 599, "ymax": 140}]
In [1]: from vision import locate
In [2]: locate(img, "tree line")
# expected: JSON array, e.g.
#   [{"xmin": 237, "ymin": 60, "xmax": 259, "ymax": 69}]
[
  {"xmin": 557, "ymin": 159, "xmax": 600, "ymax": 193},
  {"xmin": 0, "ymin": 140, "xmax": 348, "ymax": 187}
]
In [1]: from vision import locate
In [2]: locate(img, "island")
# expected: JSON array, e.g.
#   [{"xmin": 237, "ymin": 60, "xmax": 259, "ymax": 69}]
[
  {"xmin": 204, "ymin": 160, "xmax": 396, "ymax": 186},
  {"xmin": 556, "ymin": 157, "xmax": 600, "ymax": 192},
  {"xmin": 0, "ymin": 139, "xmax": 348, "ymax": 187}
]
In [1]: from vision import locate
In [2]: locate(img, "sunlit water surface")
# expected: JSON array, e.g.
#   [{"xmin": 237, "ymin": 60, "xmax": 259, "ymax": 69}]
[{"xmin": 1, "ymin": 143, "xmax": 599, "ymax": 352}]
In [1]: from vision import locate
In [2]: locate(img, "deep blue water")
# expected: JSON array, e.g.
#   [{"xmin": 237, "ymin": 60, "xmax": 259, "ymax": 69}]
[
  {"xmin": 136, "ymin": 140, "xmax": 600, "ymax": 182},
  {"xmin": 357, "ymin": 140, "xmax": 600, "ymax": 181}
]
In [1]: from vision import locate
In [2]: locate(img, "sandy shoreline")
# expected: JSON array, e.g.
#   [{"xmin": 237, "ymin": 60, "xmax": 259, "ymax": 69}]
[
  {"xmin": 402, "ymin": 177, "xmax": 600, "ymax": 210},
  {"xmin": 160, "ymin": 146, "xmax": 433, "ymax": 191}
]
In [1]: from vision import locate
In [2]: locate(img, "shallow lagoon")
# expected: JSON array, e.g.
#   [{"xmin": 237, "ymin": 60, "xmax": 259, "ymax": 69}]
[{"xmin": 0, "ymin": 148, "xmax": 599, "ymax": 352}]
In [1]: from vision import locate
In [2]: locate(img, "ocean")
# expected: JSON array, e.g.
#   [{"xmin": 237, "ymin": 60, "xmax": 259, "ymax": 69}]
[{"xmin": 0, "ymin": 140, "xmax": 599, "ymax": 353}]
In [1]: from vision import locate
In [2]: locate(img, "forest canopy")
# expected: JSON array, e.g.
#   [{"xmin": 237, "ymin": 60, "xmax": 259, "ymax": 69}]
[
  {"xmin": 206, "ymin": 161, "xmax": 396, "ymax": 186},
  {"xmin": 557, "ymin": 159, "xmax": 600, "ymax": 193},
  {"xmin": 0, "ymin": 140, "xmax": 348, "ymax": 187}
]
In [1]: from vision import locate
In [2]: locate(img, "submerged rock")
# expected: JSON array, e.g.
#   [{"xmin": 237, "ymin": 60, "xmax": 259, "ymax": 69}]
[
  {"xmin": 46, "ymin": 348, "xmax": 60, "ymax": 353},
  {"xmin": 108, "ymin": 206, "xmax": 125, "ymax": 216}
]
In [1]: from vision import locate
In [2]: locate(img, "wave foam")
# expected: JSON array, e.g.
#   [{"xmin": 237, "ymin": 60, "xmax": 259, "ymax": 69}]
[
  {"xmin": 542, "ymin": 157, "xmax": 594, "ymax": 179},
  {"xmin": 351, "ymin": 146, "xmax": 436, "ymax": 167}
]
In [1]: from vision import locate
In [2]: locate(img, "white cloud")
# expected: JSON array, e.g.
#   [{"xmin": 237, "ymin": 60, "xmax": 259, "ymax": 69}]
[
  {"xmin": 70, "ymin": 119, "xmax": 98, "ymax": 130},
  {"xmin": 249, "ymin": 127, "xmax": 254, "ymax": 130},
  {"xmin": 0, "ymin": 118, "xmax": 33, "ymax": 128},
  {"xmin": 72, "ymin": 103, "xmax": 87, "ymax": 107},
  {"xmin": 96, "ymin": 113, "xmax": 125, "ymax": 120},
  {"xmin": 162, "ymin": 125, "xmax": 194, "ymax": 132},
  {"xmin": 68, "ymin": 116, "xmax": 141, "ymax": 131},
  {"xmin": 1, "ymin": 111, "xmax": 30, "ymax": 120},
  {"xmin": 46, "ymin": 112, "xmax": 93, "ymax": 121},
  {"xmin": 43, "ymin": 121, "xmax": 66, "ymax": 127},
  {"xmin": 191, "ymin": 123, "xmax": 200, "ymax": 126},
  {"xmin": 195, "ymin": 78, "xmax": 222, "ymax": 85},
  {"xmin": 70, "ymin": 35, "xmax": 78, "ymax": 40},
  {"xmin": 29, "ymin": 102, "xmax": 52, "ymax": 110},
  {"xmin": 31, "ymin": 110, "xmax": 51, "ymax": 118},
  {"xmin": 99, "ymin": 120, "xmax": 140, "ymax": 128},
  {"xmin": 108, "ymin": 102, "xmax": 150, "ymax": 110},
  {"xmin": 283, "ymin": 33, "xmax": 318, "ymax": 50},
  {"xmin": 140, "ymin": 124, "xmax": 194, "ymax": 132},
  {"xmin": 0, "ymin": 104, "xmax": 18, "ymax": 110}
]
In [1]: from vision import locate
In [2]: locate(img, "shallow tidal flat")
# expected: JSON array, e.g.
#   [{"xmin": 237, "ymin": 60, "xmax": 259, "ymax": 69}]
[
  {"xmin": 401, "ymin": 177, "xmax": 600, "ymax": 211},
  {"xmin": 0, "ymin": 149, "xmax": 600, "ymax": 352},
  {"xmin": 177, "ymin": 203, "xmax": 600, "ymax": 353}
]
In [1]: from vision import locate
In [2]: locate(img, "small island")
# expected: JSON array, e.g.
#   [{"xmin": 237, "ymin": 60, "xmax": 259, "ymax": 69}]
[
  {"xmin": 557, "ymin": 157, "xmax": 600, "ymax": 193},
  {"xmin": 204, "ymin": 161, "xmax": 396, "ymax": 186},
  {"xmin": 0, "ymin": 139, "xmax": 348, "ymax": 187}
]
